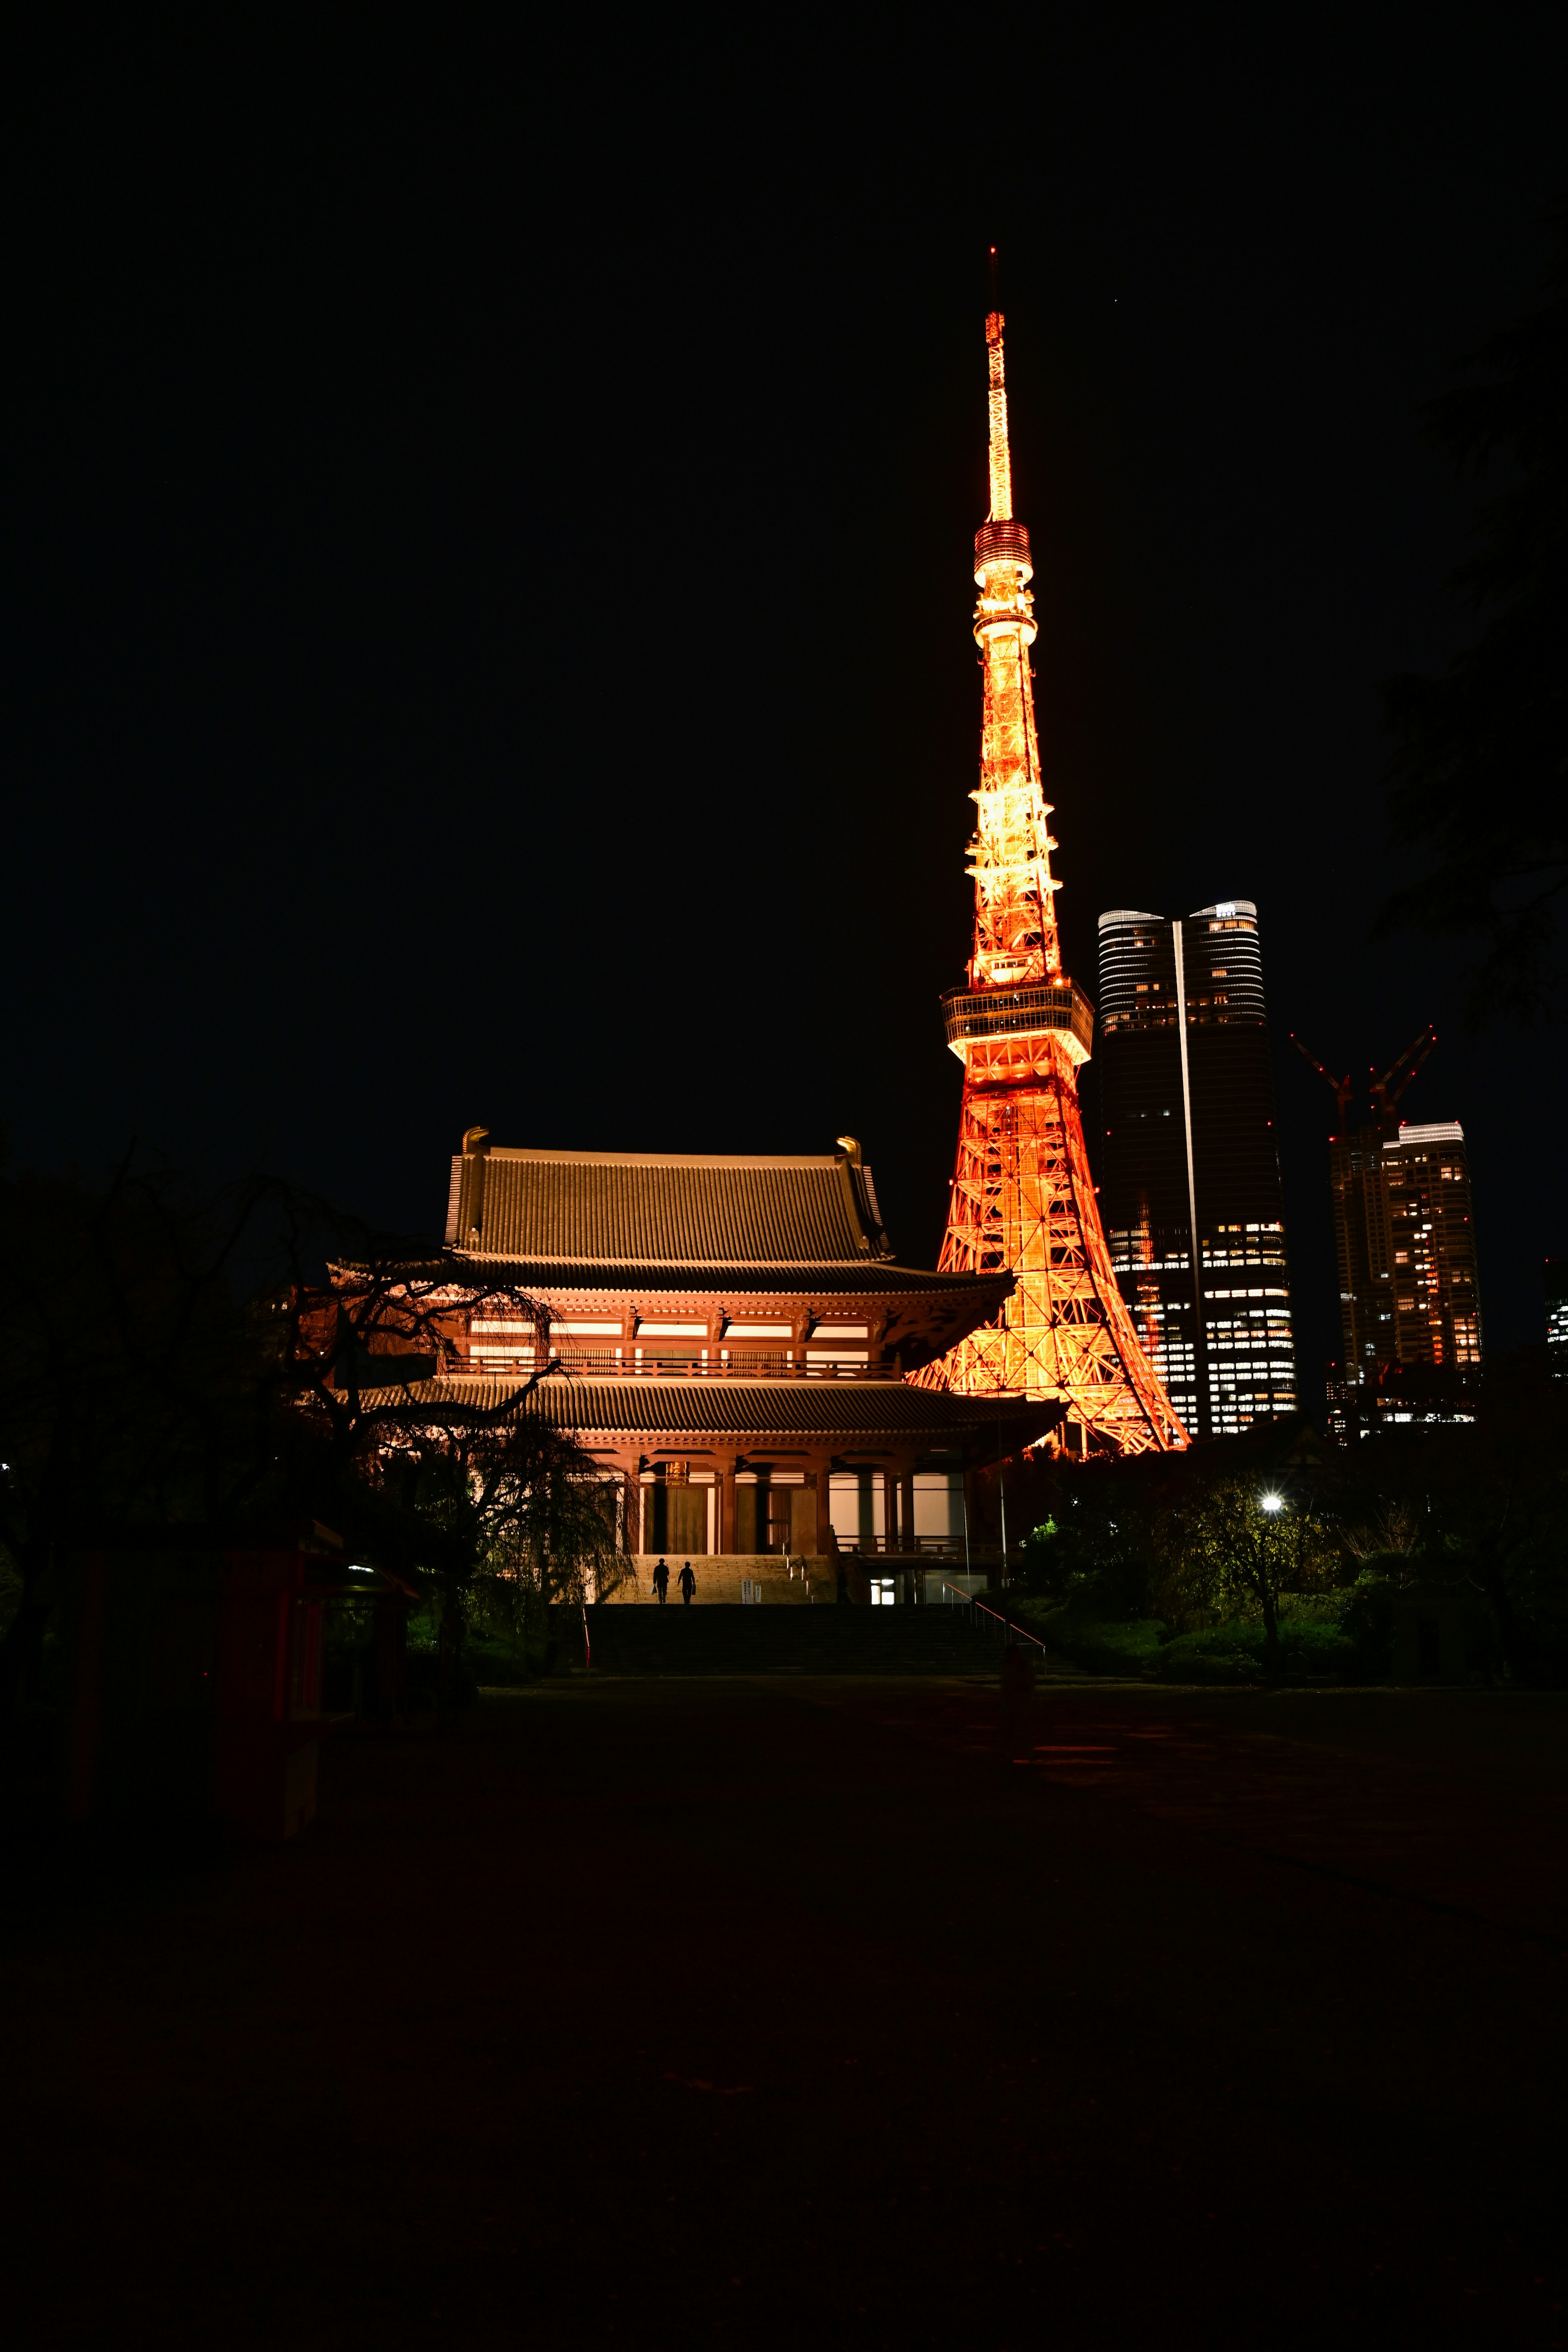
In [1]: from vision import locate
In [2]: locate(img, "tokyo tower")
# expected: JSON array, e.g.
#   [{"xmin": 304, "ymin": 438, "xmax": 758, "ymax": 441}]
[{"xmin": 916, "ymin": 276, "xmax": 1187, "ymax": 1456}]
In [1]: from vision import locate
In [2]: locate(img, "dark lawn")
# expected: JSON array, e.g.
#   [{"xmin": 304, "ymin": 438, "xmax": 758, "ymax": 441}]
[{"xmin": 3, "ymin": 1677, "xmax": 1566, "ymax": 2348}]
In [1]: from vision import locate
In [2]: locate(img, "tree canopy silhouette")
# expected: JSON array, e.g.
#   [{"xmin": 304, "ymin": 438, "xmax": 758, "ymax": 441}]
[
  {"xmin": 1378, "ymin": 200, "xmax": 1568, "ymax": 1021},
  {"xmin": 0, "ymin": 1146, "xmax": 617, "ymax": 1730}
]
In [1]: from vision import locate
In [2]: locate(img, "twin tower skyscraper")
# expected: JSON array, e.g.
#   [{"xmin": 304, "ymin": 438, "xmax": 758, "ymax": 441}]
[
  {"xmin": 916, "ymin": 279, "xmax": 1296, "ymax": 1450},
  {"xmin": 1096, "ymin": 904, "xmax": 1295, "ymax": 1440}
]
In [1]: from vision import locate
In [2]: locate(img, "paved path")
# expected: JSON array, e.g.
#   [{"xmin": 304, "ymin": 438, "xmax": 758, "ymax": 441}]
[{"xmin": 3, "ymin": 1680, "xmax": 1566, "ymax": 2348}]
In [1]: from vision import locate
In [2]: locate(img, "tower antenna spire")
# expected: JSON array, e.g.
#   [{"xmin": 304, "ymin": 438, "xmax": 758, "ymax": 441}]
[
  {"xmin": 984, "ymin": 255, "xmax": 1012, "ymax": 523},
  {"xmin": 915, "ymin": 290, "xmax": 1187, "ymax": 1454}
]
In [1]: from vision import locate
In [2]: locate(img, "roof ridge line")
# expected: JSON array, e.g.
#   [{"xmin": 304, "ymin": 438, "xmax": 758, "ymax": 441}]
[
  {"xmin": 469, "ymin": 1148, "xmax": 853, "ymax": 1170},
  {"xmin": 453, "ymin": 1255, "xmax": 883, "ymax": 1272}
]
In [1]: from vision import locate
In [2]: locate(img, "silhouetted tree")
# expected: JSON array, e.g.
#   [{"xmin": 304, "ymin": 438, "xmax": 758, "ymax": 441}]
[
  {"xmin": 1358, "ymin": 1356, "xmax": 1568, "ymax": 1682},
  {"xmin": 1020, "ymin": 1458, "xmax": 1163, "ymax": 1619},
  {"xmin": 1377, "ymin": 201, "xmax": 1568, "ymax": 1022},
  {"xmin": 0, "ymin": 1147, "xmax": 618, "ymax": 1731},
  {"xmin": 1172, "ymin": 1480, "xmax": 1337, "ymax": 1677},
  {"xmin": 463, "ymin": 1419, "xmax": 626, "ymax": 1668}
]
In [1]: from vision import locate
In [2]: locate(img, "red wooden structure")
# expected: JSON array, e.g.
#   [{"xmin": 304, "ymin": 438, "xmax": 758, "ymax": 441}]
[{"xmin": 54, "ymin": 1530, "xmax": 410, "ymax": 1839}]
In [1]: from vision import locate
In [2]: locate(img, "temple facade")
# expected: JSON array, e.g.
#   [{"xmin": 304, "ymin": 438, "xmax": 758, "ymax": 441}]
[{"xmin": 421, "ymin": 1130, "xmax": 1062, "ymax": 1602}]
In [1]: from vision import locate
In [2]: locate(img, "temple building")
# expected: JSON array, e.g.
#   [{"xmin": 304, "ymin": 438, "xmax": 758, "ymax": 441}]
[{"xmin": 413, "ymin": 1130, "xmax": 1061, "ymax": 1602}]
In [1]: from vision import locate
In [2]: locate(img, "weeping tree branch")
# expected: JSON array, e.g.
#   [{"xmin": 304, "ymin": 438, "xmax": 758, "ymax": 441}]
[{"xmin": 0, "ymin": 1147, "xmax": 618, "ymax": 1726}]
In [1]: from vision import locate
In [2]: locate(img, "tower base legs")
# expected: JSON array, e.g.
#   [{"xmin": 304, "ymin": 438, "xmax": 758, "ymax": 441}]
[{"xmin": 918, "ymin": 1046, "xmax": 1187, "ymax": 1455}]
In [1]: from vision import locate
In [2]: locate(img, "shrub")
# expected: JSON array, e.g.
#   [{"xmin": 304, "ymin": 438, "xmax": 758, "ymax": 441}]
[
  {"xmin": 1014, "ymin": 1602, "xmax": 1166, "ymax": 1676},
  {"xmin": 1155, "ymin": 1609, "xmax": 1360, "ymax": 1684},
  {"xmin": 400, "ymin": 1646, "xmax": 480, "ymax": 1709}
]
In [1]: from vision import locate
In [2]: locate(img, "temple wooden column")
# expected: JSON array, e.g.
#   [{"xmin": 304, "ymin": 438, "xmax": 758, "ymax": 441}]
[
  {"xmin": 718, "ymin": 1456, "xmax": 738, "ymax": 1555},
  {"xmin": 813, "ymin": 1457, "xmax": 833, "ymax": 1556},
  {"xmin": 897, "ymin": 1462, "xmax": 918, "ymax": 1602}
]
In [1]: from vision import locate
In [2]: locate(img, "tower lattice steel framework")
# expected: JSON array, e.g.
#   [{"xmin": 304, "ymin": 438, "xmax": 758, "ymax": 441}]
[{"xmin": 915, "ymin": 294, "xmax": 1187, "ymax": 1454}]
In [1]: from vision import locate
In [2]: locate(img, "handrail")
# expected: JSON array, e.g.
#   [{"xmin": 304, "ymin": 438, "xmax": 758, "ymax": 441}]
[
  {"xmin": 941, "ymin": 1579, "xmax": 1047, "ymax": 1656},
  {"xmin": 974, "ymin": 1595, "xmax": 1046, "ymax": 1650},
  {"xmin": 857, "ymin": 1535, "xmax": 982, "ymax": 1557}
]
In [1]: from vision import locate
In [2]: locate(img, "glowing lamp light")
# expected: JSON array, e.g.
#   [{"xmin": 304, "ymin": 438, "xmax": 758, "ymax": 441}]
[{"xmin": 1261, "ymin": 1492, "xmax": 1284, "ymax": 1514}]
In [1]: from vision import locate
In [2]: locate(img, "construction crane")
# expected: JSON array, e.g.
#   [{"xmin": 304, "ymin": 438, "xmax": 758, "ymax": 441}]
[
  {"xmin": 1370, "ymin": 1023, "xmax": 1438, "ymax": 1116},
  {"xmin": 1290, "ymin": 1034, "xmax": 1354, "ymax": 1128},
  {"xmin": 1291, "ymin": 1025, "xmax": 1437, "ymax": 1129}
]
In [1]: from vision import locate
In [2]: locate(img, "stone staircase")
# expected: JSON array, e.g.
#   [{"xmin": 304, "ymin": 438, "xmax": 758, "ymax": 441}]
[{"xmin": 580, "ymin": 1603, "xmax": 1009, "ymax": 1677}]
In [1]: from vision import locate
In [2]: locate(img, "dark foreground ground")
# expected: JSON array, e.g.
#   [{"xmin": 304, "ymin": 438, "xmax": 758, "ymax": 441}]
[{"xmin": 4, "ymin": 1676, "xmax": 1568, "ymax": 2349}]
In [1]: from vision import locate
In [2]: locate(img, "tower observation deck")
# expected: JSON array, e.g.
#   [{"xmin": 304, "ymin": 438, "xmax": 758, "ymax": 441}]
[{"xmin": 915, "ymin": 285, "xmax": 1187, "ymax": 1454}]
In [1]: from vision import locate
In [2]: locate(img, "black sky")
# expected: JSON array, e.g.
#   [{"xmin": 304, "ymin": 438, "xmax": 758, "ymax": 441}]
[{"xmin": 4, "ymin": 16, "xmax": 1565, "ymax": 1415}]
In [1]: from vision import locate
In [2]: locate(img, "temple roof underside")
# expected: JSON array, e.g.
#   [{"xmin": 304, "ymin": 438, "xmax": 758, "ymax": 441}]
[{"xmin": 363, "ymin": 1373, "xmax": 1063, "ymax": 1449}]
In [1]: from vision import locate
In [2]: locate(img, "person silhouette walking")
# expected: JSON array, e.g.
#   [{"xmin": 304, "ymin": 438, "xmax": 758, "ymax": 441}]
[
  {"xmin": 652, "ymin": 1558, "xmax": 670, "ymax": 1605},
  {"xmin": 677, "ymin": 1561, "xmax": 697, "ymax": 1606}
]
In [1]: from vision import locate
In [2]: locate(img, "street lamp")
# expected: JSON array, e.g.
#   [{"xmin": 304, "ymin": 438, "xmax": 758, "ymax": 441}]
[{"xmin": 1261, "ymin": 1492, "xmax": 1284, "ymax": 1514}]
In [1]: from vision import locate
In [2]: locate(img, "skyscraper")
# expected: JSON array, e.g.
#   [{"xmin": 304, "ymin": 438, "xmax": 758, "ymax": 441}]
[
  {"xmin": 1331, "ymin": 1118, "xmax": 1482, "ymax": 1380},
  {"xmin": 1547, "ymin": 1259, "xmax": 1568, "ymax": 1376},
  {"xmin": 918, "ymin": 282, "xmax": 1184, "ymax": 1455},
  {"xmin": 1096, "ymin": 900, "xmax": 1296, "ymax": 1439}
]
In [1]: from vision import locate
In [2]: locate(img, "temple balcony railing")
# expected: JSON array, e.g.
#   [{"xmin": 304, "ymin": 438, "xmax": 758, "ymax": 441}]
[
  {"xmin": 460, "ymin": 1349, "xmax": 896, "ymax": 1383},
  {"xmin": 846, "ymin": 1535, "xmax": 980, "ymax": 1557}
]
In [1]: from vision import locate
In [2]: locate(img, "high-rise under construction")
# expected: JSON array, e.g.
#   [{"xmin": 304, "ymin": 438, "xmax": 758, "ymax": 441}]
[
  {"xmin": 1547, "ymin": 1260, "xmax": 1568, "ymax": 1376},
  {"xmin": 1330, "ymin": 1119, "xmax": 1482, "ymax": 1380},
  {"xmin": 1295, "ymin": 1028, "xmax": 1483, "ymax": 1403},
  {"xmin": 1096, "ymin": 900, "xmax": 1297, "ymax": 1439}
]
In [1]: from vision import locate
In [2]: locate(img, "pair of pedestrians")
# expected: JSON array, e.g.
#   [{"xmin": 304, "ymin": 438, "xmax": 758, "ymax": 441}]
[{"xmin": 651, "ymin": 1558, "xmax": 696, "ymax": 1606}]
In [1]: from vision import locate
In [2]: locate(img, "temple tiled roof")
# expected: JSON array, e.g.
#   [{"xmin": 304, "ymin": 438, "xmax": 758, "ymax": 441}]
[
  {"xmin": 366, "ymin": 1371, "xmax": 1065, "ymax": 1447},
  {"xmin": 448, "ymin": 1147, "xmax": 893, "ymax": 1270}
]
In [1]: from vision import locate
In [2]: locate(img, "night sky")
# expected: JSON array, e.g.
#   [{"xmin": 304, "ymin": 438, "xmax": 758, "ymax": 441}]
[{"xmin": 5, "ymin": 20, "xmax": 1564, "ymax": 1417}]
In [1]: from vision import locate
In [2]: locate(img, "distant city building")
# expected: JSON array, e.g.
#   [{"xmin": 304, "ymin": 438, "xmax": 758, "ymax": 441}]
[
  {"xmin": 1323, "ymin": 1362, "xmax": 1357, "ymax": 1447},
  {"xmin": 1323, "ymin": 1356, "xmax": 1477, "ymax": 1443},
  {"xmin": 1096, "ymin": 899, "xmax": 1296, "ymax": 1439},
  {"xmin": 1546, "ymin": 1258, "xmax": 1568, "ymax": 1376},
  {"xmin": 1331, "ymin": 1118, "xmax": 1482, "ymax": 1383}
]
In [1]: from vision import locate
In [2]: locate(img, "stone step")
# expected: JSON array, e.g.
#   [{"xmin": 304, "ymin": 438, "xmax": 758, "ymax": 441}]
[{"xmin": 579, "ymin": 1605, "xmax": 1011, "ymax": 1676}]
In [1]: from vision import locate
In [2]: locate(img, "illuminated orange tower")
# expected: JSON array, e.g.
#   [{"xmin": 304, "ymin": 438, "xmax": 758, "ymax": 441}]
[{"xmin": 917, "ymin": 282, "xmax": 1187, "ymax": 1454}]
